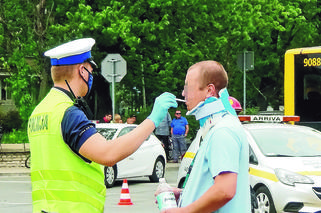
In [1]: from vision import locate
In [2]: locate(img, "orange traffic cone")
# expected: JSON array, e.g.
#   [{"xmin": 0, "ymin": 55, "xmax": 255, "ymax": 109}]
[{"xmin": 118, "ymin": 179, "xmax": 133, "ymax": 205}]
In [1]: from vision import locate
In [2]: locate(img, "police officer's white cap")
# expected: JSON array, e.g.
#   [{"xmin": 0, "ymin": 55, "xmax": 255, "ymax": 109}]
[{"xmin": 44, "ymin": 38, "xmax": 97, "ymax": 67}]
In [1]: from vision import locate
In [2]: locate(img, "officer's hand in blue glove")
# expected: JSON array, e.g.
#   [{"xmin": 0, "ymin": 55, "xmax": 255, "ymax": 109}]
[{"xmin": 148, "ymin": 92, "xmax": 178, "ymax": 127}]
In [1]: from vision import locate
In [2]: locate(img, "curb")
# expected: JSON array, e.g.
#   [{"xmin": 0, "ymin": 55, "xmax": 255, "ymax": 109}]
[
  {"xmin": 0, "ymin": 167, "xmax": 30, "ymax": 176},
  {"xmin": 0, "ymin": 171, "xmax": 30, "ymax": 176}
]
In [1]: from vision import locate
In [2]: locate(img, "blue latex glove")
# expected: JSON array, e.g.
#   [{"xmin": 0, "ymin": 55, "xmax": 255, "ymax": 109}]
[{"xmin": 148, "ymin": 92, "xmax": 178, "ymax": 127}]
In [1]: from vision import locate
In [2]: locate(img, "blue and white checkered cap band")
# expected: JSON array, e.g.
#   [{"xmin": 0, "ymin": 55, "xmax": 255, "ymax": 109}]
[{"xmin": 50, "ymin": 51, "xmax": 91, "ymax": 66}]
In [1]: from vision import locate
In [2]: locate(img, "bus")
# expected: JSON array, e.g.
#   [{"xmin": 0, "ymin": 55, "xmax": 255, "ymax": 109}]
[{"xmin": 284, "ymin": 46, "xmax": 321, "ymax": 131}]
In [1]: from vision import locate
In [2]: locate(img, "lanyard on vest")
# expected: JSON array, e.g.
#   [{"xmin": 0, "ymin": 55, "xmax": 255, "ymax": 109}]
[{"xmin": 181, "ymin": 112, "xmax": 229, "ymax": 189}]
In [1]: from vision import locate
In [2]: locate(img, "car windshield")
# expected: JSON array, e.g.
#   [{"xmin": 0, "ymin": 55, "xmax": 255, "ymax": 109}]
[
  {"xmin": 248, "ymin": 127, "xmax": 321, "ymax": 157},
  {"xmin": 96, "ymin": 128, "xmax": 117, "ymax": 140}
]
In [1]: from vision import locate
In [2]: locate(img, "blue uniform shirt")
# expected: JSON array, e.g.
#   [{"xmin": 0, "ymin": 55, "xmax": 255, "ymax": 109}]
[{"xmin": 58, "ymin": 88, "xmax": 97, "ymax": 162}]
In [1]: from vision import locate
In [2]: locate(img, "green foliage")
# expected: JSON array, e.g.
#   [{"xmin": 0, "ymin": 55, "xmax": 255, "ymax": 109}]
[
  {"xmin": 5, "ymin": 50, "xmax": 37, "ymax": 123},
  {"xmin": 1, "ymin": 129, "xmax": 28, "ymax": 144},
  {"xmin": 0, "ymin": 0, "xmax": 46, "ymax": 127},
  {"xmin": 135, "ymin": 106, "xmax": 152, "ymax": 124},
  {"xmin": 0, "ymin": 110, "xmax": 23, "ymax": 132},
  {"xmin": 1, "ymin": 0, "xmax": 321, "ymax": 143}
]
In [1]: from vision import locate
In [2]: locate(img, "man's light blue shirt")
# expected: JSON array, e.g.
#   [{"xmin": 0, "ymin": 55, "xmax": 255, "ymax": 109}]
[{"xmin": 180, "ymin": 114, "xmax": 250, "ymax": 212}]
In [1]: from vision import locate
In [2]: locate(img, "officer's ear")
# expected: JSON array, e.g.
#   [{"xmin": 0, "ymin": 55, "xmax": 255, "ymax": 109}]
[{"xmin": 78, "ymin": 64, "xmax": 86, "ymax": 78}]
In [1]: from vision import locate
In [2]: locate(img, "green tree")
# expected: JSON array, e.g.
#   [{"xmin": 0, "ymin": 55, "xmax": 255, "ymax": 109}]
[
  {"xmin": 0, "ymin": 0, "xmax": 50, "ymax": 123},
  {"xmin": 1, "ymin": 0, "xmax": 321, "ymax": 128}
]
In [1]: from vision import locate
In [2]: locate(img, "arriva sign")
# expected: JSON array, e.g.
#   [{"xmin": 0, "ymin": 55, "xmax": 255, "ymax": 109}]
[{"xmin": 250, "ymin": 116, "xmax": 283, "ymax": 122}]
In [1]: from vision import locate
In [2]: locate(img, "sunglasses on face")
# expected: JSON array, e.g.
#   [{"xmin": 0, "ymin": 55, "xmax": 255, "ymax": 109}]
[{"xmin": 176, "ymin": 113, "xmax": 181, "ymax": 115}]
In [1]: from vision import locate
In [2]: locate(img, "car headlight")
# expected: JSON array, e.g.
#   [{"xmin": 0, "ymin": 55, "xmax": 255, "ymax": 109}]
[{"xmin": 275, "ymin": 168, "xmax": 314, "ymax": 186}]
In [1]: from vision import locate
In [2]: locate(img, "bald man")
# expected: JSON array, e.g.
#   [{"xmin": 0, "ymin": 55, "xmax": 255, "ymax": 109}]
[{"xmin": 156, "ymin": 61, "xmax": 250, "ymax": 213}]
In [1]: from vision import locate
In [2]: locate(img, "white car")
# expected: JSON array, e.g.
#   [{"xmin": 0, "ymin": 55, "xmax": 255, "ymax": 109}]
[
  {"xmin": 96, "ymin": 123, "xmax": 166, "ymax": 188},
  {"xmin": 177, "ymin": 122, "xmax": 321, "ymax": 213}
]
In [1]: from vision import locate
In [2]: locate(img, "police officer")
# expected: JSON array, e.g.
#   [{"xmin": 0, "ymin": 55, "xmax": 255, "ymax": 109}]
[{"xmin": 27, "ymin": 38, "xmax": 177, "ymax": 213}]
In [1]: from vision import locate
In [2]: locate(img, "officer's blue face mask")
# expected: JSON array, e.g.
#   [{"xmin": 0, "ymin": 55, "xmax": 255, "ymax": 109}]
[{"xmin": 82, "ymin": 67, "xmax": 93, "ymax": 97}]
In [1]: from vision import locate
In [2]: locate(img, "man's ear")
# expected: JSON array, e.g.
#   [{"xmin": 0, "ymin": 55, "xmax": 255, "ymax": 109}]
[{"xmin": 207, "ymin": 84, "xmax": 218, "ymax": 98}]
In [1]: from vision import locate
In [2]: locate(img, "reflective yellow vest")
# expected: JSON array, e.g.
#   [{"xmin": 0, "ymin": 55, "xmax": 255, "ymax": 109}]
[{"xmin": 28, "ymin": 88, "xmax": 106, "ymax": 213}]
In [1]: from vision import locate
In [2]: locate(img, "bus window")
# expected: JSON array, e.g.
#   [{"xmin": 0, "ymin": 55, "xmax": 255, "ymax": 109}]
[
  {"xmin": 304, "ymin": 75, "xmax": 321, "ymax": 101},
  {"xmin": 303, "ymin": 75, "xmax": 321, "ymax": 121}
]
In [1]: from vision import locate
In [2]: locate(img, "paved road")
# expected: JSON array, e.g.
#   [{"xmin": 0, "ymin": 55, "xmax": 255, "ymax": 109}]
[
  {"xmin": 0, "ymin": 176, "xmax": 31, "ymax": 213},
  {"xmin": 0, "ymin": 163, "xmax": 179, "ymax": 213}
]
